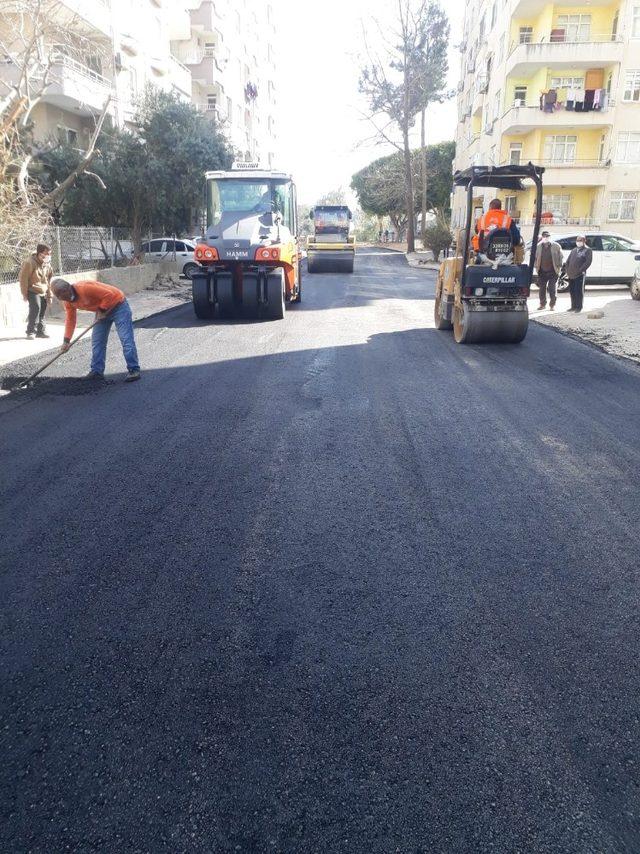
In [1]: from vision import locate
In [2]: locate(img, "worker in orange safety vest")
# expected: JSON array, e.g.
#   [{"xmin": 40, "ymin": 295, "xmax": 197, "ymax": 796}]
[{"xmin": 472, "ymin": 199, "xmax": 521, "ymax": 252}]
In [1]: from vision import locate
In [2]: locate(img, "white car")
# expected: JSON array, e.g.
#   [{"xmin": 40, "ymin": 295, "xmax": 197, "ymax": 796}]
[
  {"xmin": 544, "ymin": 232, "xmax": 640, "ymax": 292},
  {"xmin": 631, "ymin": 257, "xmax": 640, "ymax": 301},
  {"xmin": 140, "ymin": 238, "xmax": 200, "ymax": 279}
]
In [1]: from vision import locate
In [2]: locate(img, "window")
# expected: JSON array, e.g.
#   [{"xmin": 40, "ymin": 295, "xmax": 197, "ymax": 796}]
[
  {"xmin": 616, "ymin": 132, "xmax": 640, "ymax": 163},
  {"xmin": 509, "ymin": 143, "xmax": 522, "ymax": 165},
  {"xmin": 148, "ymin": 240, "xmax": 164, "ymax": 252},
  {"xmin": 557, "ymin": 14, "xmax": 591, "ymax": 42},
  {"xmin": 490, "ymin": 3, "xmax": 496, "ymax": 29},
  {"xmin": 519, "ymin": 26, "xmax": 533, "ymax": 44},
  {"xmin": 623, "ymin": 70, "xmax": 640, "ymax": 102},
  {"xmin": 174, "ymin": 241, "xmax": 186, "ymax": 252},
  {"xmin": 599, "ymin": 134, "xmax": 606, "ymax": 162},
  {"xmin": 479, "ymin": 14, "xmax": 485, "ymax": 39},
  {"xmin": 514, "ymin": 85, "xmax": 527, "ymax": 106},
  {"xmin": 56, "ymin": 126, "xmax": 78, "ymax": 146},
  {"xmin": 505, "ymin": 195, "xmax": 517, "ymax": 214},
  {"xmin": 542, "ymin": 194, "xmax": 571, "ymax": 220},
  {"xmin": 601, "ymin": 235, "xmax": 632, "ymax": 251},
  {"xmin": 498, "ymin": 34, "xmax": 504, "ymax": 63},
  {"xmin": 557, "ymin": 236, "xmax": 577, "ymax": 250},
  {"xmin": 544, "ymin": 135, "xmax": 577, "ymax": 164},
  {"xmin": 608, "ymin": 191, "xmax": 638, "ymax": 221},
  {"xmin": 633, "ymin": 5, "xmax": 640, "ymax": 37},
  {"xmin": 550, "ymin": 76, "xmax": 584, "ymax": 90}
]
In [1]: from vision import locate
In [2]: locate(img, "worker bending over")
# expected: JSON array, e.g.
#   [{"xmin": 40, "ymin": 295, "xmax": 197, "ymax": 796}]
[
  {"xmin": 51, "ymin": 279, "xmax": 141, "ymax": 382},
  {"xmin": 472, "ymin": 198, "xmax": 522, "ymax": 254}
]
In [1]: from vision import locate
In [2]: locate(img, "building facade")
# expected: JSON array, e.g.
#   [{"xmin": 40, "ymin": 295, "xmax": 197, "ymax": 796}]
[
  {"xmin": 454, "ymin": 0, "xmax": 640, "ymax": 239},
  {"xmin": 1, "ymin": 0, "xmax": 277, "ymax": 166},
  {"xmin": 170, "ymin": 0, "xmax": 277, "ymax": 167}
]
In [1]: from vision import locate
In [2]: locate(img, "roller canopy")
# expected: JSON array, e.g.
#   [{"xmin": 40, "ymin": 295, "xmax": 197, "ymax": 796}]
[{"xmin": 453, "ymin": 164, "xmax": 544, "ymax": 191}]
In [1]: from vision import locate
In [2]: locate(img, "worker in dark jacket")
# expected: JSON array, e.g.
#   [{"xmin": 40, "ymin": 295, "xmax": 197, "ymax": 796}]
[{"xmin": 565, "ymin": 236, "xmax": 593, "ymax": 312}]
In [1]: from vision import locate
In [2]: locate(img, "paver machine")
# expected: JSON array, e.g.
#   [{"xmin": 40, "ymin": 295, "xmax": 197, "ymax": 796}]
[
  {"xmin": 434, "ymin": 164, "xmax": 544, "ymax": 343},
  {"xmin": 306, "ymin": 205, "xmax": 355, "ymax": 274},
  {"xmin": 191, "ymin": 165, "xmax": 301, "ymax": 321}
]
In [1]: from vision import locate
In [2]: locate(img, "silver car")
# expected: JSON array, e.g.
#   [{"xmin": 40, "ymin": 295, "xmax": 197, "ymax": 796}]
[{"xmin": 140, "ymin": 238, "xmax": 200, "ymax": 279}]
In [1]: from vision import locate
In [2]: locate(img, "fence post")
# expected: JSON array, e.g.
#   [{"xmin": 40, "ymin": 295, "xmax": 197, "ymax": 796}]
[{"xmin": 55, "ymin": 226, "xmax": 63, "ymax": 275}]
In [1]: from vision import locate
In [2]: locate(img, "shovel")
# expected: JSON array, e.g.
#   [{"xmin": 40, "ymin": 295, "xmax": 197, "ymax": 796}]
[{"xmin": 2, "ymin": 319, "xmax": 100, "ymax": 395}]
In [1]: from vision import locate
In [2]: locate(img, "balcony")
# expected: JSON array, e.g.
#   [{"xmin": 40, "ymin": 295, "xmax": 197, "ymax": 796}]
[
  {"xmin": 501, "ymin": 103, "xmax": 614, "ymax": 134},
  {"xmin": 190, "ymin": 1, "xmax": 224, "ymax": 36},
  {"xmin": 506, "ymin": 35, "xmax": 624, "ymax": 77},
  {"xmin": 60, "ymin": 0, "xmax": 112, "ymax": 37},
  {"xmin": 167, "ymin": 54, "xmax": 191, "ymax": 97},
  {"xmin": 3, "ymin": 52, "xmax": 113, "ymax": 115},
  {"xmin": 536, "ymin": 159, "xmax": 610, "ymax": 186},
  {"xmin": 195, "ymin": 103, "xmax": 227, "ymax": 124}
]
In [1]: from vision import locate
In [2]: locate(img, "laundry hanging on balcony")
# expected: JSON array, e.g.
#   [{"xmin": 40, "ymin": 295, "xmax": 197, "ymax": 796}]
[{"xmin": 540, "ymin": 87, "xmax": 608, "ymax": 113}]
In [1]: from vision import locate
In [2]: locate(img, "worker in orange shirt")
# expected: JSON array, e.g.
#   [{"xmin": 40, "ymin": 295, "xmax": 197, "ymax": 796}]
[
  {"xmin": 472, "ymin": 198, "xmax": 522, "ymax": 252},
  {"xmin": 51, "ymin": 279, "xmax": 140, "ymax": 382}
]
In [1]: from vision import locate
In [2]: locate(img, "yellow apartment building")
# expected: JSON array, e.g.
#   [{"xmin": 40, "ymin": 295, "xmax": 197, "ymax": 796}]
[{"xmin": 454, "ymin": 0, "xmax": 640, "ymax": 239}]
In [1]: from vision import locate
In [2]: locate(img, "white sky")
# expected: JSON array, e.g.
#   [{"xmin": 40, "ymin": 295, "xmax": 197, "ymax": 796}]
[{"xmin": 274, "ymin": 0, "xmax": 465, "ymax": 205}]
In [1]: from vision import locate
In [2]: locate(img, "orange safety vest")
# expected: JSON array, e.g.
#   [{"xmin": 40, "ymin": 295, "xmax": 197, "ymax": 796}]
[{"xmin": 472, "ymin": 209, "xmax": 513, "ymax": 251}]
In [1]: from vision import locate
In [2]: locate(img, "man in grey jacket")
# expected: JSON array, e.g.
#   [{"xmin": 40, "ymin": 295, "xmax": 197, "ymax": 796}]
[
  {"xmin": 565, "ymin": 235, "xmax": 593, "ymax": 313},
  {"xmin": 534, "ymin": 230, "xmax": 563, "ymax": 310}
]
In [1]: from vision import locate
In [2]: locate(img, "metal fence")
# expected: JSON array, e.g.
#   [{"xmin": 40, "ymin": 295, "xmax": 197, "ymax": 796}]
[{"xmin": 0, "ymin": 227, "xmax": 187, "ymax": 286}]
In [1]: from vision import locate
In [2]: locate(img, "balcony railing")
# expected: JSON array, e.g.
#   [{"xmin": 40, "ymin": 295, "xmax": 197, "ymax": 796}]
[
  {"xmin": 519, "ymin": 216, "xmax": 600, "ymax": 227},
  {"xmin": 508, "ymin": 32, "xmax": 622, "ymax": 56},
  {"xmin": 537, "ymin": 158, "xmax": 610, "ymax": 168},
  {"xmin": 50, "ymin": 51, "xmax": 111, "ymax": 87}
]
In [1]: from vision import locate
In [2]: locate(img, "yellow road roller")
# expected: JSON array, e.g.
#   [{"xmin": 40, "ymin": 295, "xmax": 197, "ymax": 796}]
[
  {"xmin": 434, "ymin": 164, "xmax": 544, "ymax": 344},
  {"xmin": 307, "ymin": 206, "xmax": 355, "ymax": 274}
]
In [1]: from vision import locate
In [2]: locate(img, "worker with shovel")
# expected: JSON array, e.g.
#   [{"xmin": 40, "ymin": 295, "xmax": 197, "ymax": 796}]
[{"xmin": 51, "ymin": 279, "xmax": 141, "ymax": 382}]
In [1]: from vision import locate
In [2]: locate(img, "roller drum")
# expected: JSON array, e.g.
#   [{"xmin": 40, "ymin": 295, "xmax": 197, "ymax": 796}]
[{"xmin": 453, "ymin": 303, "xmax": 528, "ymax": 344}]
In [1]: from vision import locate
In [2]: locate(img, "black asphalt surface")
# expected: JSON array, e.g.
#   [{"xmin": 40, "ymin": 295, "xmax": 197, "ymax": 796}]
[{"xmin": 2, "ymin": 248, "xmax": 640, "ymax": 852}]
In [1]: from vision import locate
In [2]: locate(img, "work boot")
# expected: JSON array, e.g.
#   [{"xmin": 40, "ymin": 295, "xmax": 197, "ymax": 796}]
[
  {"xmin": 550, "ymin": 303, "xmax": 556, "ymax": 311},
  {"xmin": 537, "ymin": 304, "xmax": 545, "ymax": 310},
  {"xmin": 36, "ymin": 330, "xmax": 50, "ymax": 339},
  {"xmin": 26, "ymin": 332, "xmax": 35, "ymax": 340},
  {"xmin": 85, "ymin": 371, "xmax": 104, "ymax": 380},
  {"xmin": 566, "ymin": 308, "xmax": 575, "ymax": 312},
  {"xmin": 125, "ymin": 369, "xmax": 141, "ymax": 383}
]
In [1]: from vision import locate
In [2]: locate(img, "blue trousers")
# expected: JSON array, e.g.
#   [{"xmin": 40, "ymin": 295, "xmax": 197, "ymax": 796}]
[{"xmin": 91, "ymin": 299, "xmax": 140, "ymax": 375}]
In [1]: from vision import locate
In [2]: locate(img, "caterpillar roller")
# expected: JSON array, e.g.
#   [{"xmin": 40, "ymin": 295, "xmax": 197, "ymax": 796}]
[
  {"xmin": 434, "ymin": 163, "xmax": 544, "ymax": 344},
  {"xmin": 306, "ymin": 205, "xmax": 355, "ymax": 273},
  {"xmin": 192, "ymin": 164, "xmax": 301, "ymax": 321}
]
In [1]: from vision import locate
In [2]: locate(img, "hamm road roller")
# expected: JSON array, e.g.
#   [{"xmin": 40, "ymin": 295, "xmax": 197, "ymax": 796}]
[
  {"xmin": 434, "ymin": 164, "xmax": 544, "ymax": 344},
  {"xmin": 306, "ymin": 205, "xmax": 355, "ymax": 274},
  {"xmin": 192, "ymin": 165, "xmax": 301, "ymax": 320}
]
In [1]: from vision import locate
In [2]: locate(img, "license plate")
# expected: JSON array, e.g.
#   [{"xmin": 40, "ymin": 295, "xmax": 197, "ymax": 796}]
[{"xmin": 224, "ymin": 250, "xmax": 249, "ymax": 260}]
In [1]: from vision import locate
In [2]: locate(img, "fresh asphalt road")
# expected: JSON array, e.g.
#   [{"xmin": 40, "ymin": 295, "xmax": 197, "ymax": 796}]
[{"xmin": 2, "ymin": 249, "xmax": 640, "ymax": 853}]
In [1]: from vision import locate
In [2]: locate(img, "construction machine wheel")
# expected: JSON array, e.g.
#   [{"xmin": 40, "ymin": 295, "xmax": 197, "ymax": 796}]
[
  {"xmin": 434, "ymin": 294, "xmax": 453, "ymax": 330},
  {"xmin": 242, "ymin": 272, "xmax": 260, "ymax": 318},
  {"xmin": 265, "ymin": 268, "xmax": 285, "ymax": 320},
  {"xmin": 192, "ymin": 274, "xmax": 214, "ymax": 319},
  {"xmin": 453, "ymin": 303, "xmax": 528, "ymax": 344},
  {"xmin": 216, "ymin": 272, "xmax": 235, "ymax": 319},
  {"xmin": 292, "ymin": 261, "xmax": 302, "ymax": 303}
]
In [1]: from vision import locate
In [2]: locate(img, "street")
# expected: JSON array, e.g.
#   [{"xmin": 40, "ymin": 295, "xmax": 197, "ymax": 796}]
[{"xmin": 2, "ymin": 248, "xmax": 640, "ymax": 852}]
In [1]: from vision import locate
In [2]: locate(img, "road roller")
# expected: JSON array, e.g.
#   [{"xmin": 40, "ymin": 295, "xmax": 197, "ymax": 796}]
[
  {"xmin": 191, "ymin": 164, "xmax": 301, "ymax": 321},
  {"xmin": 306, "ymin": 206, "xmax": 355, "ymax": 274},
  {"xmin": 434, "ymin": 164, "xmax": 544, "ymax": 344}
]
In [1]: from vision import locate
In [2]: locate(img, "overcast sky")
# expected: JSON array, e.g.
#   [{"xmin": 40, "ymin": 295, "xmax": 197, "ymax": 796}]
[{"xmin": 274, "ymin": 0, "xmax": 465, "ymax": 205}]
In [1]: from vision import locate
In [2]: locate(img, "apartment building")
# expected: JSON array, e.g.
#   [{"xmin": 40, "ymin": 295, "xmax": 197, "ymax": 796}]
[
  {"xmin": 0, "ymin": 0, "xmax": 192, "ymax": 149},
  {"xmin": 2, "ymin": 0, "xmax": 278, "ymax": 167},
  {"xmin": 454, "ymin": 0, "xmax": 640, "ymax": 240},
  {"xmin": 170, "ymin": 0, "xmax": 278, "ymax": 167}
]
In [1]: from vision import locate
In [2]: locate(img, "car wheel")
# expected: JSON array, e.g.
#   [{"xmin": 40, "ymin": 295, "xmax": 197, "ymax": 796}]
[
  {"xmin": 556, "ymin": 266, "xmax": 570, "ymax": 293},
  {"xmin": 183, "ymin": 262, "xmax": 200, "ymax": 280},
  {"xmin": 631, "ymin": 277, "xmax": 640, "ymax": 301}
]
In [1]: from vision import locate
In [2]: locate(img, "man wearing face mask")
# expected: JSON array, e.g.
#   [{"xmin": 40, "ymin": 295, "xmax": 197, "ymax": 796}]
[
  {"xmin": 19, "ymin": 243, "xmax": 53, "ymax": 339},
  {"xmin": 565, "ymin": 235, "xmax": 593, "ymax": 313},
  {"xmin": 534, "ymin": 230, "xmax": 563, "ymax": 310}
]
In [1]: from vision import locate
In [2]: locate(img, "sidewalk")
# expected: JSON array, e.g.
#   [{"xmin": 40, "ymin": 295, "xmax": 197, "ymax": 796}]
[
  {"xmin": 529, "ymin": 289, "xmax": 640, "ymax": 364},
  {"xmin": 0, "ymin": 273, "xmax": 191, "ymax": 369}
]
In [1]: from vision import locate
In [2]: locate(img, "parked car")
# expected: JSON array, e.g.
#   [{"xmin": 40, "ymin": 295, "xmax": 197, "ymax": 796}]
[
  {"xmin": 631, "ymin": 254, "xmax": 640, "ymax": 301},
  {"xmin": 529, "ymin": 232, "xmax": 640, "ymax": 292},
  {"xmin": 139, "ymin": 238, "xmax": 200, "ymax": 279}
]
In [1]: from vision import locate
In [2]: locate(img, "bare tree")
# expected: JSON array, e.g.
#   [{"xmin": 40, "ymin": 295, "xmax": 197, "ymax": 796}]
[
  {"xmin": 0, "ymin": 0, "xmax": 110, "ymax": 268},
  {"xmin": 359, "ymin": 0, "xmax": 450, "ymax": 252}
]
